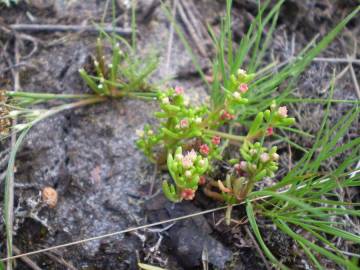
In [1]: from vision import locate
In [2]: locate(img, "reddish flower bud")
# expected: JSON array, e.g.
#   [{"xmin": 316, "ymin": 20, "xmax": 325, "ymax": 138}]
[
  {"xmin": 180, "ymin": 118, "xmax": 189, "ymax": 128},
  {"xmin": 220, "ymin": 111, "xmax": 235, "ymax": 121},
  {"xmin": 267, "ymin": 127, "xmax": 273, "ymax": 136},
  {"xmin": 212, "ymin": 135, "xmax": 221, "ymax": 145},
  {"xmin": 234, "ymin": 163, "xmax": 242, "ymax": 174},
  {"xmin": 239, "ymin": 83, "xmax": 248, "ymax": 93},
  {"xmin": 174, "ymin": 86, "xmax": 184, "ymax": 95},
  {"xmin": 199, "ymin": 144, "xmax": 210, "ymax": 155},
  {"xmin": 181, "ymin": 188, "xmax": 195, "ymax": 200},
  {"xmin": 199, "ymin": 176, "xmax": 206, "ymax": 185}
]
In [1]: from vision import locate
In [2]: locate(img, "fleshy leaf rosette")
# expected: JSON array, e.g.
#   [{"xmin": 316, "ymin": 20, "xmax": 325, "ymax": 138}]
[{"xmin": 162, "ymin": 146, "xmax": 209, "ymax": 202}]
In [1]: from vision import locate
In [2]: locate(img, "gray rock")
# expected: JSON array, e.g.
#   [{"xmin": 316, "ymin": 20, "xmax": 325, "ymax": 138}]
[{"xmin": 146, "ymin": 194, "xmax": 233, "ymax": 269}]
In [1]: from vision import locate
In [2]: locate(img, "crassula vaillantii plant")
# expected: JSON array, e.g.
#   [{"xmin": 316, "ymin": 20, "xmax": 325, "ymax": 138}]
[{"xmin": 136, "ymin": 69, "xmax": 295, "ymax": 211}]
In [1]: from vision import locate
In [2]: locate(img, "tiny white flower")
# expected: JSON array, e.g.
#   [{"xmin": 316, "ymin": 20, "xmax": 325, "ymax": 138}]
[
  {"xmin": 175, "ymin": 153, "xmax": 184, "ymax": 161},
  {"xmin": 232, "ymin": 92, "xmax": 241, "ymax": 99},
  {"xmin": 278, "ymin": 106, "xmax": 288, "ymax": 118},
  {"xmin": 249, "ymin": 149, "xmax": 257, "ymax": 156},
  {"xmin": 185, "ymin": 170, "xmax": 192, "ymax": 178},
  {"xmin": 270, "ymin": 101, "xmax": 277, "ymax": 110},
  {"xmin": 94, "ymin": 60, "xmax": 99, "ymax": 66},
  {"xmin": 136, "ymin": 129, "xmax": 145, "ymax": 137},
  {"xmin": 161, "ymin": 97, "xmax": 170, "ymax": 104},
  {"xmin": 183, "ymin": 95, "xmax": 190, "ymax": 106},
  {"xmin": 237, "ymin": 68, "xmax": 246, "ymax": 76},
  {"xmin": 272, "ymin": 153, "xmax": 280, "ymax": 161},
  {"xmin": 147, "ymin": 130, "xmax": 154, "ymax": 135},
  {"xmin": 98, "ymin": 84, "xmax": 103, "ymax": 89},
  {"xmin": 260, "ymin": 153, "xmax": 270, "ymax": 163},
  {"xmin": 194, "ymin": 117, "xmax": 202, "ymax": 124},
  {"xmin": 198, "ymin": 159, "xmax": 206, "ymax": 167}
]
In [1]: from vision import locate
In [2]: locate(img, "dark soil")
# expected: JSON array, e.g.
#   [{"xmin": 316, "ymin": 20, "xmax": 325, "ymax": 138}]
[{"xmin": 0, "ymin": 0, "xmax": 359, "ymax": 269}]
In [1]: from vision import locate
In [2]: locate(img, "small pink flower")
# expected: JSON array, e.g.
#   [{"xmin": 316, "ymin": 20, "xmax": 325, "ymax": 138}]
[
  {"xmin": 234, "ymin": 164, "xmax": 242, "ymax": 175},
  {"xmin": 199, "ymin": 144, "xmax": 210, "ymax": 155},
  {"xmin": 220, "ymin": 111, "xmax": 235, "ymax": 121},
  {"xmin": 239, "ymin": 161, "xmax": 247, "ymax": 170},
  {"xmin": 260, "ymin": 153, "xmax": 270, "ymax": 163},
  {"xmin": 212, "ymin": 136, "xmax": 221, "ymax": 145},
  {"xmin": 180, "ymin": 118, "xmax": 189, "ymax": 128},
  {"xmin": 267, "ymin": 126, "xmax": 273, "ymax": 136},
  {"xmin": 186, "ymin": 149, "xmax": 197, "ymax": 161},
  {"xmin": 182, "ymin": 156, "xmax": 193, "ymax": 169},
  {"xmin": 174, "ymin": 86, "xmax": 184, "ymax": 95},
  {"xmin": 278, "ymin": 106, "xmax": 288, "ymax": 117},
  {"xmin": 239, "ymin": 83, "xmax": 248, "ymax": 93},
  {"xmin": 181, "ymin": 189, "xmax": 195, "ymax": 200},
  {"xmin": 199, "ymin": 176, "xmax": 206, "ymax": 185}
]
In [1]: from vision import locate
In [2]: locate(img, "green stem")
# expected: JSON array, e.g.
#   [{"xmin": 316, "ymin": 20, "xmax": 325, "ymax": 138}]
[
  {"xmin": 6, "ymin": 91, "xmax": 95, "ymax": 100},
  {"xmin": 6, "ymin": 91, "xmax": 157, "ymax": 101},
  {"xmin": 225, "ymin": 205, "xmax": 233, "ymax": 225},
  {"xmin": 31, "ymin": 96, "xmax": 107, "ymax": 126},
  {"xmin": 204, "ymin": 129, "xmax": 245, "ymax": 142}
]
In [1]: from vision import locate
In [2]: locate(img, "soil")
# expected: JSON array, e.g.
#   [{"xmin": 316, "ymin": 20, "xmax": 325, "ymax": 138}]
[{"xmin": 0, "ymin": 0, "xmax": 359, "ymax": 269}]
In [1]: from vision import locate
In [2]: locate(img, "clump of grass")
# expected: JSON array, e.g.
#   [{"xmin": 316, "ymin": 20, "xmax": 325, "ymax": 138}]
[
  {"xmin": 0, "ymin": 34, "xmax": 158, "ymax": 139},
  {"xmin": 247, "ymin": 103, "xmax": 359, "ymax": 269}
]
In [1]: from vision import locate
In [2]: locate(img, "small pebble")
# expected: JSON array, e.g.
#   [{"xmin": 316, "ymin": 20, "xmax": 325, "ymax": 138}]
[{"xmin": 42, "ymin": 187, "xmax": 58, "ymax": 208}]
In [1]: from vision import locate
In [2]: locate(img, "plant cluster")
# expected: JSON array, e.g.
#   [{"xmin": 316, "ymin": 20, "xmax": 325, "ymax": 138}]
[
  {"xmin": 136, "ymin": 72, "xmax": 294, "ymax": 206},
  {"xmin": 0, "ymin": 37, "xmax": 157, "ymax": 140}
]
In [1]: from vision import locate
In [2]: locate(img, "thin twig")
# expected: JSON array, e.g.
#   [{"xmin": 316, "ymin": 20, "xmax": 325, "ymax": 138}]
[
  {"xmin": 148, "ymin": 163, "xmax": 158, "ymax": 196},
  {"xmin": 13, "ymin": 246, "xmax": 43, "ymax": 270},
  {"xmin": 0, "ymin": 26, "xmax": 39, "ymax": 60},
  {"xmin": 9, "ymin": 24, "xmax": 133, "ymax": 36},
  {"xmin": 101, "ymin": 0, "xmax": 112, "ymax": 23},
  {"xmin": 165, "ymin": 0, "xmax": 177, "ymax": 73},
  {"xmin": 177, "ymin": 0, "xmax": 207, "ymax": 57},
  {"xmin": 44, "ymin": 251, "xmax": 78, "ymax": 270},
  {"xmin": 319, "ymin": 65, "xmax": 350, "ymax": 94},
  {"xmin": 313, "ymin": 57, "xmax": 360, "ymax": 65},
  {"xmin": 347, "ymin": 55, "xmax": 360, "ymax": 99},
  {"xmin": 245, "ymin": 226, "xmax": 272, "ymax": 270}
]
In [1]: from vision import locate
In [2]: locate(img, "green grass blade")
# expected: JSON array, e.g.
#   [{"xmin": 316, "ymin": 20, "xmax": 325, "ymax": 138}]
[
  {"xmin": 275, "ymin": 220, "xmax": 358, "ymax": 269},
  {"xmin": 4, "ymin": 127, "xmax": 31, "ymax": 269},
  {"xmin": 246, "ymin": 201, "xmax": 289, "ymax": 270}
]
